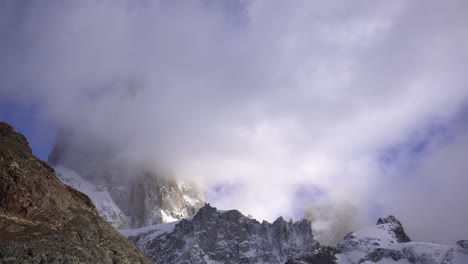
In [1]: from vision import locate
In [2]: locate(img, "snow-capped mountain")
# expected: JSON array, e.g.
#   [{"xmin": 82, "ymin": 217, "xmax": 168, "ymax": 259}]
[
  {"xmin": 48, "ymin": 128, "xmax": 205, "ymax": 228},
  {"xmin": 121, "ymin": 203, "xmax": 319, "ymax": 264},
  {"xmin": 335, "ymin": 215, "xmax": 468, "ymax": 264},
  {"xmin": 121, "ymin": 205, "xmax": 468, "ymax": 264}
]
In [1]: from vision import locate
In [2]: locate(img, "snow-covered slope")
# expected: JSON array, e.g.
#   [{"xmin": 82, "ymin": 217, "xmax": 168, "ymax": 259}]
[
  {"xmin": 335, "ymin": 216, "xmax": 468, "ymax": 264},
  {"xmin": 54, "ymin": 165, "xmax": 129, "ymax": 229},
  {"xmin": 121, "ymin": 203, "xmax": 319, "ymax": 264}
]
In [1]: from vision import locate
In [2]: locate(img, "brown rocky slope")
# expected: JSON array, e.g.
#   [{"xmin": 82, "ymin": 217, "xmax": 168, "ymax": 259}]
[{"xmin": 0, "ymin": 122, "xmax": 151, "ymax": 263}]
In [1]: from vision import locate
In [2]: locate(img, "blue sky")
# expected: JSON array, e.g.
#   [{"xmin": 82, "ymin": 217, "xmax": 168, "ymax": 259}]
[{"xmin": 0, "ymin": 99, "xmax": 56, "ymax": 160}]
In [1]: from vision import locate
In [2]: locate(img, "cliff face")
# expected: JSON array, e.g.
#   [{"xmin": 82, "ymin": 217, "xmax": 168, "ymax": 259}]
[
  {"xmin": 0, "ymin": 122, "xmax": 151, "ymax": 263},
  {"xmin": 48, "ymin": 128, "xmax": 204, "ymax": 228}
]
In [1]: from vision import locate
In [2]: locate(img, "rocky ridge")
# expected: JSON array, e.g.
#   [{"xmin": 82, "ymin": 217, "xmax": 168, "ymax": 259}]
[
  {"xmin": 121, "ymin": 203, "xmax": 320, "ymax": 264},
  {"xmin": 122, "ymin": 208, "xmax": 468, "ymax": 264},
  {"xmin": 0, "ymin": 122, "xmax": 151, "ymax": 263}
]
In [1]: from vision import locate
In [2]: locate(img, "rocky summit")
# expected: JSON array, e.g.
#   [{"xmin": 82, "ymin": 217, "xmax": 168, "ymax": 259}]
[{"xmin": 0, "ymin": 122, "xmax": 151, "ymax": 264}]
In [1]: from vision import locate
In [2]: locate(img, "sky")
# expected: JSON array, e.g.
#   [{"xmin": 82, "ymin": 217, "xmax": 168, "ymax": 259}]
[{"xmin": 1, "ymin": 0, "xmax": 468, "ymax": 244}]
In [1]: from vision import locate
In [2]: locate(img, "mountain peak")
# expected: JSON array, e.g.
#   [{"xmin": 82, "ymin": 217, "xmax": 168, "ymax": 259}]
[
  {"xmin": 376, "ymin": 215, "xmax": 411, "ymax": 243},
  {"xmin": 336, "ymin": 216, "xmax": 467, "ymax": 263},
  {"xmin": 377, "ymin": 215, "xmax": 400, "ymax": 225}
]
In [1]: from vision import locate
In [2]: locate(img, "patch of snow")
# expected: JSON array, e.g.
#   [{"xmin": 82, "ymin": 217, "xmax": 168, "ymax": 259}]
[
  {"xmin": 161, "ymin": 209, "xmax": 178, "ymax": 223},
  {"xmin": 183, "ymin": 194, "xmax": 199, "ymax": 207}
]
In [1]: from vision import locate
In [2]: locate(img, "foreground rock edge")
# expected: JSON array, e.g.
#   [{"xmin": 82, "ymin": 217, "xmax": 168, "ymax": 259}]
[{"xmin": 0, "ymin": 122, "xmax": 151, "ymax": 264}]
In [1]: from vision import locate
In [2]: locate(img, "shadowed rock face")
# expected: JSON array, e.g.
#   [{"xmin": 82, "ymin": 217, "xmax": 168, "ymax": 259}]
[
  {"xmin": 0, "ymin": 122, "xmax": 151, "ymax": 264},
  {"xmin": 376, "ymin": 215, "xmax": 411, "ymax": 243}
]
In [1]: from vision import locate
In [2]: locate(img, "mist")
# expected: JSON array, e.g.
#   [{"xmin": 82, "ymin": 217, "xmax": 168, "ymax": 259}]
[
  {"xmin": 304, "ymin": 200, "xmax": 361, "ymax": 246},
  {"xmin": 1, "ymin": 0, "xmax": 468, "ymax": 243}
]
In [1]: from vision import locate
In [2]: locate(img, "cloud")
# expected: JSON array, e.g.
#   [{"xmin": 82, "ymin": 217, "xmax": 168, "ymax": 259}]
[
  {"xmin": 378, "ymin": 111, "xmax": 468, "ymax": 244},
  {"xmin": 1, "ymin": 0, "xmax": 468, "ymax": 243},
  {"xmin": 304, "ymin": 200, "xmax": 360, "ymax": 246}
]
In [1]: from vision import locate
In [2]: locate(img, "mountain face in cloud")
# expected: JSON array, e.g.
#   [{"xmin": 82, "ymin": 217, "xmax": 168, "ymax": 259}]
[
  {"xmin": 1, "ymin": 0, "xmax": 468, "ymax": 243},
  {"xmin": 303, "ymin": 200, "xmax": 361, "ymax": 246},
  {"xmin": 48, "ymin": 128, "xmax": 205, "ymax": 228}
]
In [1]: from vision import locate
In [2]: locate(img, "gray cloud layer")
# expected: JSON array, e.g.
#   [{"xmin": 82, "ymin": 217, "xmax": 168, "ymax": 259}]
[{"xmin": 1, "ymin": 0, "xmax": 467, "ymax": 243}]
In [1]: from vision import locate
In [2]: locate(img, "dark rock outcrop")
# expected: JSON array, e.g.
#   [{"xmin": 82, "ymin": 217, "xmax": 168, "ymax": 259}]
[
  {"xmin": 376, "ymin": 215, "xmax": 411, "ymax": 243},
  {"xmin": 0, "ymin": 122, "xmax": 151, "ymax": 263}
]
